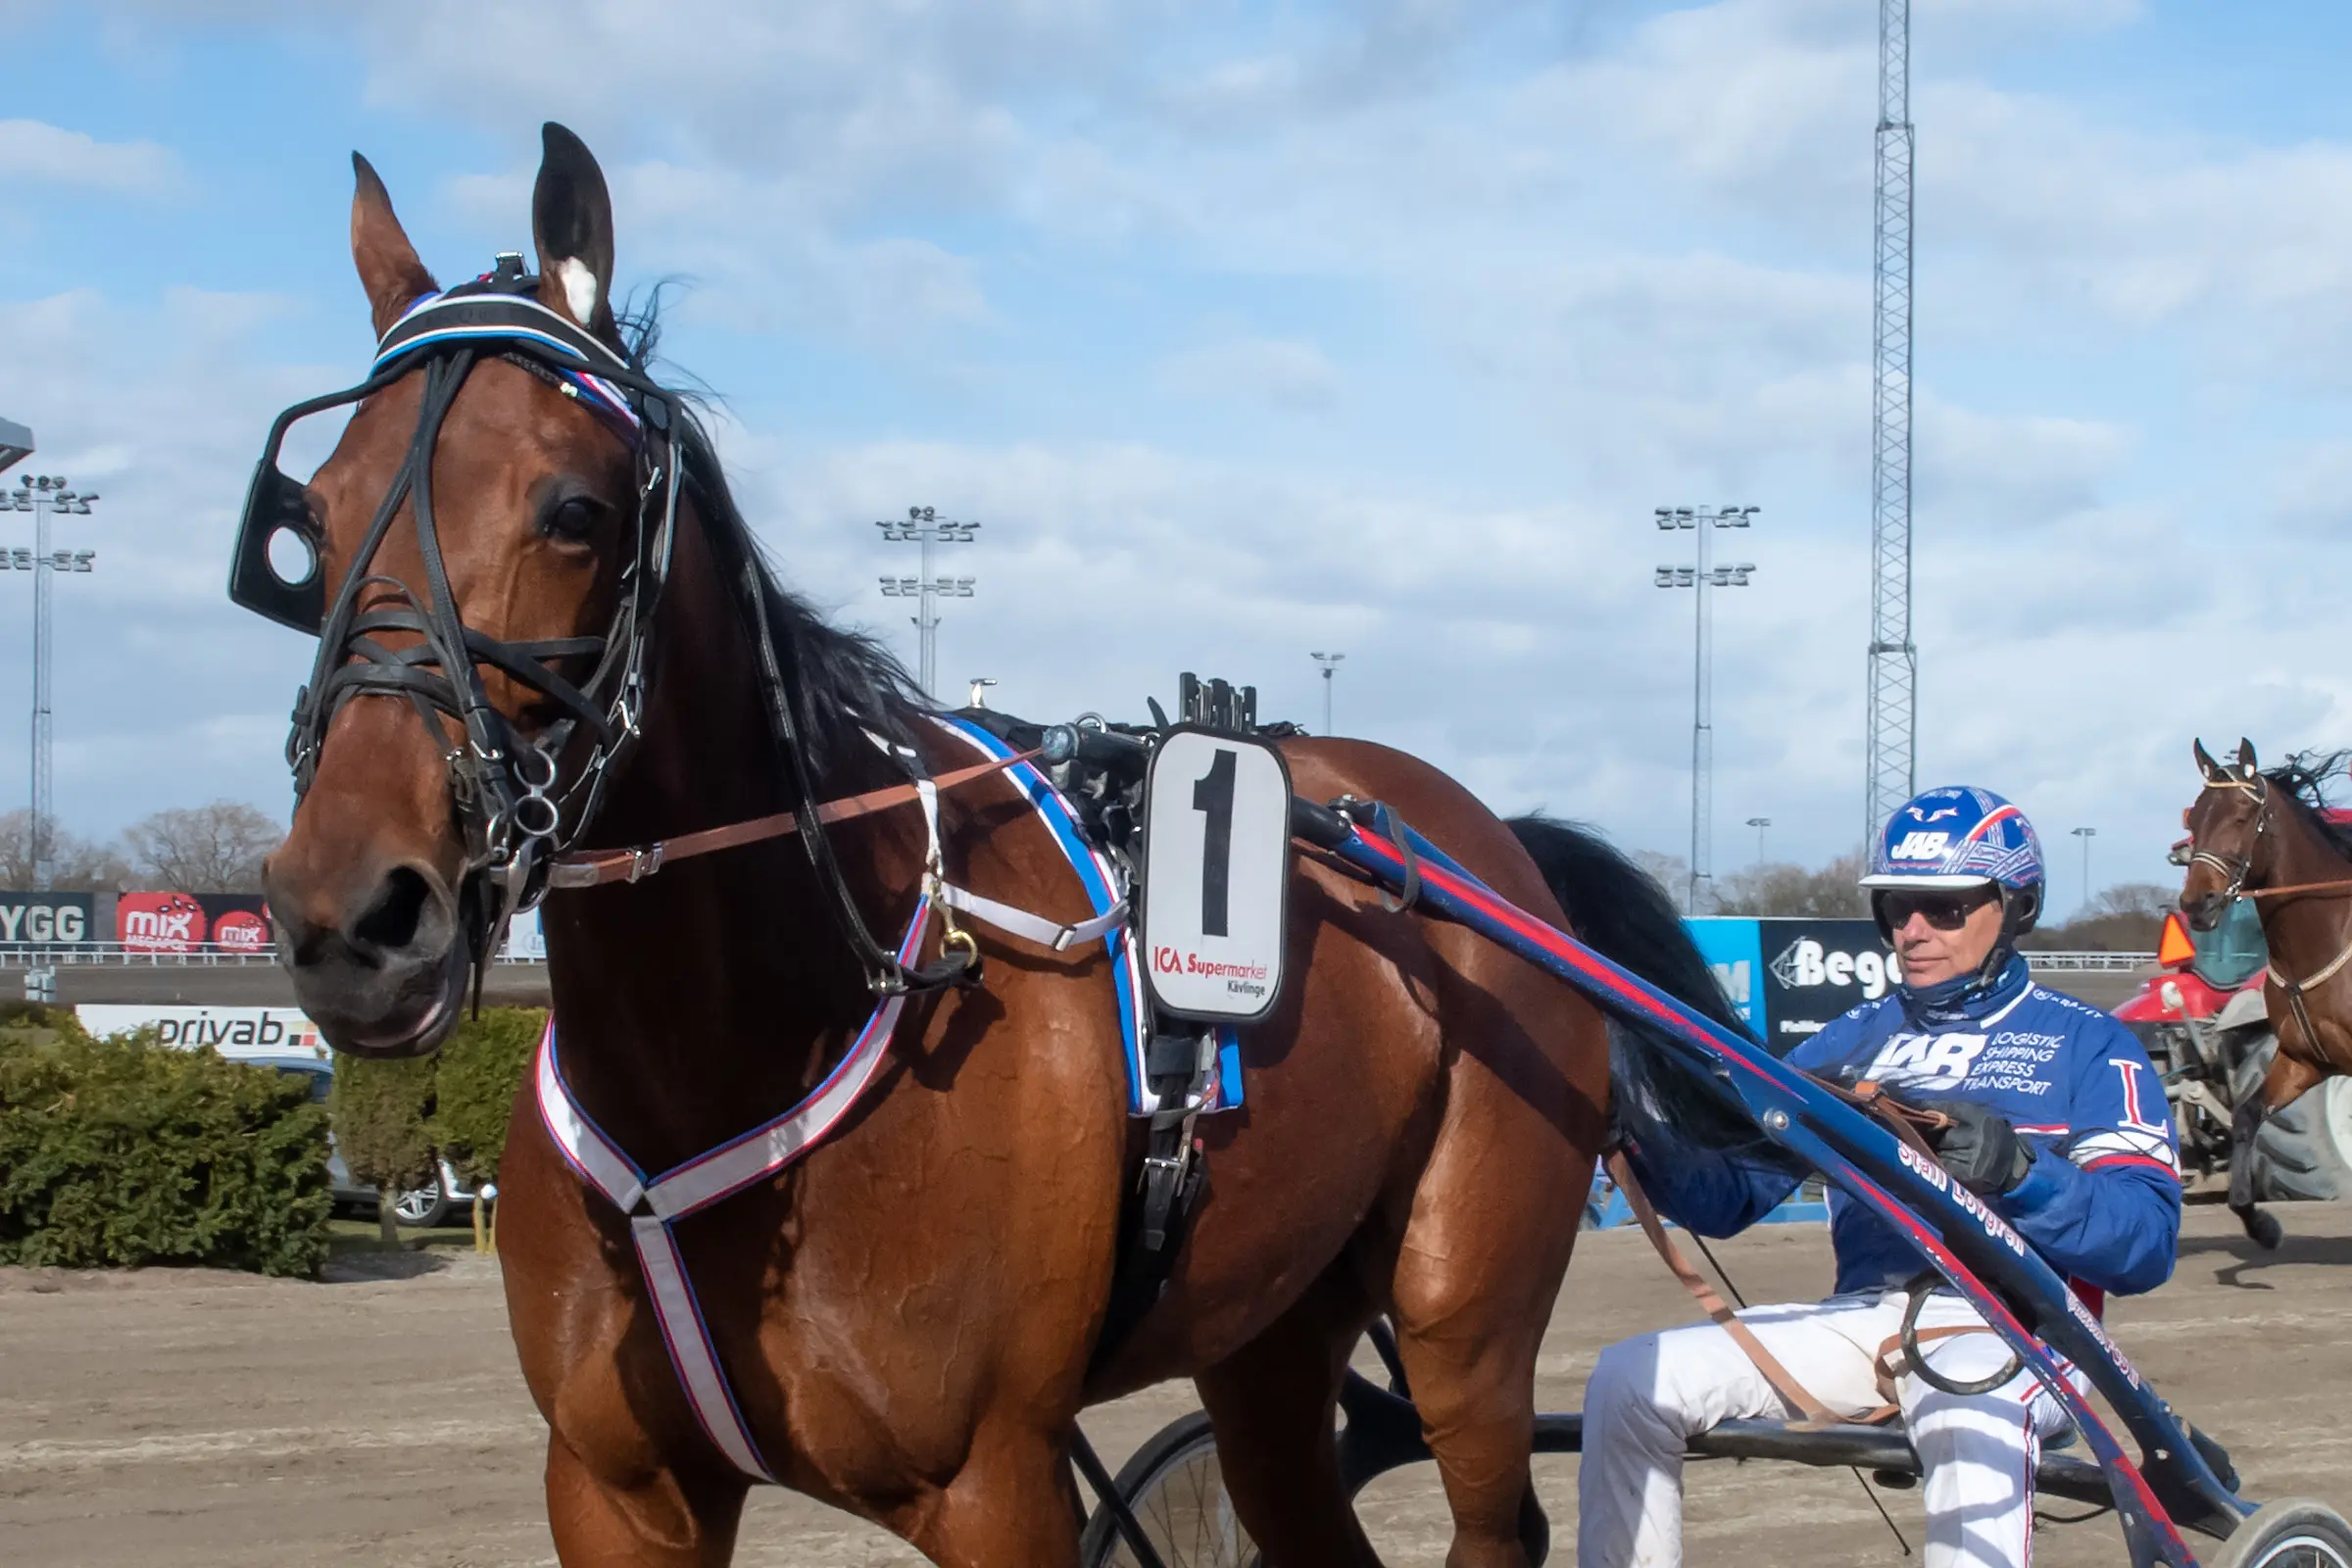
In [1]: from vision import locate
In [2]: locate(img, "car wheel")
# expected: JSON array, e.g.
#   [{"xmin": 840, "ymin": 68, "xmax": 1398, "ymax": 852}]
[
  {"xmin": 391, "ymin": 1176, "xmax": 451, "ymax": 1228},
  {"xmin": 2233, "ymin": 1033, "xmax": 2352, "ymax": 1201}
]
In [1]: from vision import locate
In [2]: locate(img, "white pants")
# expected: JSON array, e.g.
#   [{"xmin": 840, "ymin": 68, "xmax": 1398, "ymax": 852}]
[{"xmin": 1579, "ymin": 1290, "xmax": 2076, "ymax": 1568}]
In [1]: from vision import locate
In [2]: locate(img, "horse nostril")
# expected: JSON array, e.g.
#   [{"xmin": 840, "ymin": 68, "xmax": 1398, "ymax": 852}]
[{"xmin": 352, "ymin": 866, "xmax": 435, "ymax": 955}]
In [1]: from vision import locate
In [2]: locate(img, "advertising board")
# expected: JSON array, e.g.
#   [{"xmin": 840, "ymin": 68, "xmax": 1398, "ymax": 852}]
[
  {"xmin": 0, "ymin": 890, "xmax": 96, "ymax": 946},
  {"xmin": 1686, "ymin": 916, "xmax": 1904, "ymax": 1054},
  {"xmin": 117, "ymin": 892, "xmax": 271, "ymax": 953},
  {"xmin": 75, "ymin": 1004, "xmax": 326, "ymax": 1061}
]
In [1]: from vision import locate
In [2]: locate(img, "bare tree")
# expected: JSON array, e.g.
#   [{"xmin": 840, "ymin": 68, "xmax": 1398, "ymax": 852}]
[
  {"xmin": 1715, "ymin": 853, "xmax": 1872, "ymax": 918},
  {"xmin": 0, "ymin": 809, "xmax": 133, "ymax": 891},
  {"xmin": 1630, "ymin": 850, "xmax": 1691, "ymax": 908},
  {"xmin": 122, "ymin": 801, "xmax": 282, "ymax": 893},
  {"xmin": 2024, "ymin": 881, "xmax": 2178, "ymax": 953}
]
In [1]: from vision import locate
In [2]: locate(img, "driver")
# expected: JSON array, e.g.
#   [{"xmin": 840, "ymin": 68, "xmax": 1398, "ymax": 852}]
[{"xmin": 1580, "ymin": 786, "xmax": 2181, "ymax": 1568}]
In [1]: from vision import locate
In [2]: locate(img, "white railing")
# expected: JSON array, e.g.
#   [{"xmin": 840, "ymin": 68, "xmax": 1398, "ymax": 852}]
[
  {"xmin": 0, "ymin": 941, "xmax": 547, "ymax": 967},
  {"xmin": 2022, "ymin": 951, "xmax": 2155, "ymax": 972}
]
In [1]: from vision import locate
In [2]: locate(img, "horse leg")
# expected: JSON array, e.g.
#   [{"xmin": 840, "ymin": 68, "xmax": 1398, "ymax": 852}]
[
  {"xmin": 1194, "ymin": 1272, "xmax": 1384, "ymax": 1568},
  {"xmin": 1385, "ymin": 1052, "xmax": 1584, "ymax": 1567},
  {"xmin": 543, "ymin": 1435, "xmax": 747, "ymax": 1567},
  {"xmin": 890, "ymin": 1419, "xmax": 1085, "ymax": 1568},
  {"xmin": 2228, "ymin": 1094, "xmax": 2283, "ymax": 1250}
]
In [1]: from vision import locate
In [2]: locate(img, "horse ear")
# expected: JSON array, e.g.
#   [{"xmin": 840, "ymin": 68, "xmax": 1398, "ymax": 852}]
[
  {"xmin": 531, "ymin": 122, "xmax": 617, "ymax": 339},
  {"xmin": 2236, "ymin": 737, "xmax": 2259, "ymax": 777},
  {"xmin": 351, "ymin": 153, "xmax": 437, "ymax": 338},
  {"xmin": 2193, "ymin": 738, "xmax": 2222, "ymax": 782}
]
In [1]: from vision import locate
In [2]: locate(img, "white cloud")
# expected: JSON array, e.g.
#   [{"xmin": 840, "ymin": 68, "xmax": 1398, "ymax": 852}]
[
  {"xmin": 0, "ymin": 119, "xmax": 181, "ymax": 194},
  {"xmin": 18, "ymin": 0, "xmax": 2352, "ymax": 899},
  {"xmin": 1159, "ymin": 337, "xmax": 1339, "ymax": 410}
]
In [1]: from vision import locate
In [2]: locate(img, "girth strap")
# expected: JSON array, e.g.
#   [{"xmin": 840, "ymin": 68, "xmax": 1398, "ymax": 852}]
[{"xmin": 1606, "ymin": 1152, "xmax": 1843, "ymax": 1428}]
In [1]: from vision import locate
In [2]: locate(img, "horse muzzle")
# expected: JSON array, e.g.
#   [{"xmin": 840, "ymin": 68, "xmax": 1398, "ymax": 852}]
[{"xmin": 267, "ymin": 857, "xmax": 470, "ymax": 1057}]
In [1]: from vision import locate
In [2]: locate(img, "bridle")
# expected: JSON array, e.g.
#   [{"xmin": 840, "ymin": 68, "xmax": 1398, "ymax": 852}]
[
  {"xmin": 2186, "ymin": 771, "xmax": 2271, "ymax": 906},
  {"xmin": 233, "ymin": 254, "xmax": 975, "ymax": 996}
]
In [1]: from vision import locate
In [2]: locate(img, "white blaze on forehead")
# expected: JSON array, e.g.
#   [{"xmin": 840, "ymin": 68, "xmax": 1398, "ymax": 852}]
[{"xmin": 556, "ymin": 258, "xmax": 600, "ymax": 325}]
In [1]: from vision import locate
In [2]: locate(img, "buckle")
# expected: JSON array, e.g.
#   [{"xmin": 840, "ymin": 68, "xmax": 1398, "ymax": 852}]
[{"xmin": 626, "ymin": 844, "xmax": 666, "ymax": 883}]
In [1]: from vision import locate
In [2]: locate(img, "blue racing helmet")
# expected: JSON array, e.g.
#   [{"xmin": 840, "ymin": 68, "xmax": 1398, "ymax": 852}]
[{"xmin": 1862, "ymin": 785, "xmax": 2045, "ymax": 941}]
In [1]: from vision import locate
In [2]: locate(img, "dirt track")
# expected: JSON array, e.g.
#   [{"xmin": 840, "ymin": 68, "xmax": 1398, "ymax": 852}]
[{"xmin": 2, "ymin": 1200, "xmax": 2345, "ymax": 1567}]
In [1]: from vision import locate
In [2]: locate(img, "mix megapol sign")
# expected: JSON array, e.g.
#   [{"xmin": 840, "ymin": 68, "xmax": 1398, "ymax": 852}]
[
  {"xmin": 117, "ymin": 892, "xmax": 271, "ymax": 953},
  {"xmin": 1686, "ymin": 917, "xmax": 1904, "ymax": 1054}
]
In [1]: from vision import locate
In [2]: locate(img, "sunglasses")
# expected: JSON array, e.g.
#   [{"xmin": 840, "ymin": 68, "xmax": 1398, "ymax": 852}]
[{"xmin": 1876, "ymin": 887, "xmax": 1996, "ymax": 932}]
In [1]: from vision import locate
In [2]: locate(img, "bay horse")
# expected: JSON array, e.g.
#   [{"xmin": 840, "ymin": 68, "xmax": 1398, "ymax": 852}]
[
  {"xmin": 2180, "ymin": 738, "xmax": 2352, "ymax": 1239},
  {"xmin": 255, "ymin": 122, "xmax": 1666, "ymax": 1567}
]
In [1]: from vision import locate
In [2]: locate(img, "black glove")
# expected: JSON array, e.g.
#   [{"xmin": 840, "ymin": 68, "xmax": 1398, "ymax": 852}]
[{"xmin": 1923, "ymin": 1101, "xmax": 2034, "ymax": 1195}]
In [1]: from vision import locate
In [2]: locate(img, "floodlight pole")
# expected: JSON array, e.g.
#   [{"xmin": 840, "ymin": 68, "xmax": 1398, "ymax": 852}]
[
  {"xmin": 1310, "ymin": 651, "xmax": 1346, "ymax": 735},
  {"xmin": 1747, "ymin": 815, "xmax": 1771, "ymax": 866},
  {"xmin": 1654, "ymin": 506, "xmax": 1758, "ymax": 914},
  {"xmin": 874, "ymin": 507, "xmax": 980, "ymax": 700},
  {"xmin": 7, "ymin": 466, "xmax": 101, "ymax": 892},
  {"xmin": 2071, "ymin": 825, "xmax": 2096, "ymax": 916}
]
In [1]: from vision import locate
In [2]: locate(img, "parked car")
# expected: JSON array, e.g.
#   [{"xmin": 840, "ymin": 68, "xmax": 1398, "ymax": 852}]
[{"xmin": 258, "ymin": 1055, "xmax": 491, "ymax": 1227}]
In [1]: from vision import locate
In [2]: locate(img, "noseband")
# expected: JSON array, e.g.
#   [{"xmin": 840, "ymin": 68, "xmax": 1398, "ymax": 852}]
[{"xmin": 233, "ymin": 254, "xmax": 973, "ymax": 996}]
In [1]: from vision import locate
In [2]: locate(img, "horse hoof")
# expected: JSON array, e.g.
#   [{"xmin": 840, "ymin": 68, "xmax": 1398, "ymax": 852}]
[
  {"xmin": 1519, "ymin": 1487, "xmax": 1551, "ymax": 1566},
  {"xmin": 2240, "ymin": 1207, "xmax": 2283, "ymax": 1250}
]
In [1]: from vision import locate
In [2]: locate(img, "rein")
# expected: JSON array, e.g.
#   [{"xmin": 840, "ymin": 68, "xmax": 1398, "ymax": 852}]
[
  {"xmin": 2245, "ymin": 878, "xmax": 2352, "ymax": 899},
  {"xmin": 545, "ymin": 750, "xmax": 1040, "ymax": 889}
]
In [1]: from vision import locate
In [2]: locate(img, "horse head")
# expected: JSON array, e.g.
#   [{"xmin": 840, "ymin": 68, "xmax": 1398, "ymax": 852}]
[
  {"xmin": 259, "ymin": 124, "xmax": 659, "ymax": 1056},
  {"xmin": 2179, "ymin": 736, "xmax": 2268, "ymax": 932}
]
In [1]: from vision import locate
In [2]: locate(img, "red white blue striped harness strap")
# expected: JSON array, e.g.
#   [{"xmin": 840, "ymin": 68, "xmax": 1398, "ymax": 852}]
[{"xmin": 531, "ymin": 717, "xmax": 1134, "ymax": 1483}]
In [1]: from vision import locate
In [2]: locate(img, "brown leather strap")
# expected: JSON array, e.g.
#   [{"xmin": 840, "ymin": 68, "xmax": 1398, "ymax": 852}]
[
  {"xmin": 2248, "ymin": 877, "xmax": 2352, "ymax": 899},
  {"xmin": 1606, "ymin": 1152, "xmax": 1841, "ymax": 1428},
  {"xmin": 548, "ymin": 750, "xmax": 1040, "ymax": 889},
  {"xmin": 1803, "ymin": 1073, "xmax": 1951, "ymax": 1162}
]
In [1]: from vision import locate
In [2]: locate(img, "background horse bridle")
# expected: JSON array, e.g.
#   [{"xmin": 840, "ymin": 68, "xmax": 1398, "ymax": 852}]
[
  {"xmin": 2188, "ymin": 755, "xmax": 2352, "ymax": 1072},
  {"xmin": 232, "ymin": 255, "xmax": 972, "ymax": 995}
]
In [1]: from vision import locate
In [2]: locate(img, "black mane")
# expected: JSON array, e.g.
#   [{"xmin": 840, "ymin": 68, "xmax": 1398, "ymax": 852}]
[
  {"xmin": 2263, "ymin": 751, "xmax": 2352, "ymax": 862},
  {"xmin": 623, "ymin": 300, "xmax": 924, "ymax": 774}
]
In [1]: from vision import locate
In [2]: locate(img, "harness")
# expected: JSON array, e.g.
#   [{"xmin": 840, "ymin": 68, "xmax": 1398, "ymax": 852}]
[{"xmin": 532, "ymin": 711, "xmax": 1233, "ymax": 1483}]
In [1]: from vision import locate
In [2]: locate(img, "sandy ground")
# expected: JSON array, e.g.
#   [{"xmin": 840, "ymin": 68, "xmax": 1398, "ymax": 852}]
[{"xmin": 2, "ymin": 1200, "xmax": 2343, "ymax": 1567}]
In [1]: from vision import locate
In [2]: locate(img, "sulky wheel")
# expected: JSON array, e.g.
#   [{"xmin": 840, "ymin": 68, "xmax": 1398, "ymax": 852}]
[
  {"xmin": 1080, "ymin": 1411, "xmax": 1260, "ymax": 1568},
  {"xmin": 2209, "ymin": 1499, "xmax": 2352, "ymax": 1568}
]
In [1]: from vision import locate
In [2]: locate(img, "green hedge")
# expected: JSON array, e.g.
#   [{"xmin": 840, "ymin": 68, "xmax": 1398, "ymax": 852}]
[
  {"xmin": 433, "ymin": 1006, "xmax": 544, "ymax": 1190},
  {"xmin": 0, "ymin": 1016, "xmax": 333, "ymax": 1277}
]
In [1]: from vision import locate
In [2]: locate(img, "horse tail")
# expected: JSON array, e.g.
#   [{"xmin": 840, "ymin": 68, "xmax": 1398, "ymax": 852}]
[{"xmin": 1503, "ymin": 814, "xmax": 1787, "ymax": 1160}]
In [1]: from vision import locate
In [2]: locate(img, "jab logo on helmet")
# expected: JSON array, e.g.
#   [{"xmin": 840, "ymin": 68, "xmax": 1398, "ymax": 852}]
[
  {"xmin": 1864, "ymin": 1030, "xmax": 1987, "ymax": 1088},
  {"xmin": 1889, "ymin": 831, "xmax": 1952, "ymax": 861}
]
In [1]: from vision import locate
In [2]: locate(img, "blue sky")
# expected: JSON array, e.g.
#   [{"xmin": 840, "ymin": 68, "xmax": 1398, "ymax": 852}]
[{"xmin": 6, "ymin": 0, "xmax": 2352, "ymax": 914}]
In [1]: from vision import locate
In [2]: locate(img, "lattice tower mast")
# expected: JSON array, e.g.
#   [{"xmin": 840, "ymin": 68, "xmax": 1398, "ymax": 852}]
[{"xmin": 1864, "ymin": 0, "xmax": 1918, "ymax": 848}]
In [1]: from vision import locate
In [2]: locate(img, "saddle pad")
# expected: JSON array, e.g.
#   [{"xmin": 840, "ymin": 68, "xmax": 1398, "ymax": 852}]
[{"xmin": 931, "ymin": 713, "xmax": 1242, "ymax": 1116}]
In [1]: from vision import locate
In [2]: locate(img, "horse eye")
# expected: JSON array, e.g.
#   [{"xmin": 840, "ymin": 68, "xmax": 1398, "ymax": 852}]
[{"xmin": 540, "ymin": 495, "xmax": 604, "ymax": 543}]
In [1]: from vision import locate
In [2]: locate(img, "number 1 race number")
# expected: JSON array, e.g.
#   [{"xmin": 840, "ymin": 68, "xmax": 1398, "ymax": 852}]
[{"xmin": 1141, "ymin": 729, "xmax": 1293, "ymax": 1023}]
